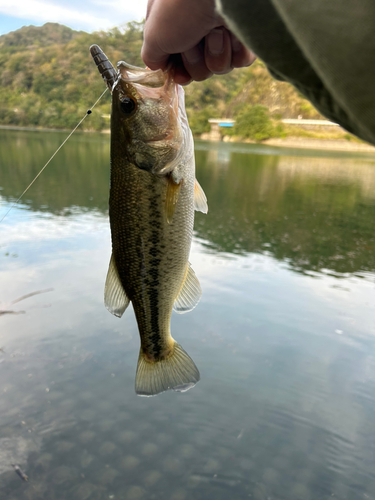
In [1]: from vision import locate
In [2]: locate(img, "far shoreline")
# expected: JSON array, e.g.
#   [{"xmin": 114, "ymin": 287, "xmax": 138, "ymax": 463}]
[
  {"xmin": 263, "ymin": 137, "xmax": 375, "ymax": 152},
  {"xmin": 1, "ymin": 125, "xmax": 375, "ymax": 153},
  {"xmin": 199, "ymin": 134, "xmax": 375, "ymax": 153}
]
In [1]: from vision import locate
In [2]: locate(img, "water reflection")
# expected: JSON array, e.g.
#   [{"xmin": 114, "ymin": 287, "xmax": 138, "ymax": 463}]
[
  {"xmin": 194, "ymin": 142, "xmax": 375, "ymax": 276},
  {"xmin": 0, "ymin": 130, "xmax": 110, "ymax": 214},
  {"xmin": 1, "ymin": 130, "xmax": 375, "ymax": 500},
  {"xmin": 2, "ymin": 131, "xmax": 375, "ymax": 277}
]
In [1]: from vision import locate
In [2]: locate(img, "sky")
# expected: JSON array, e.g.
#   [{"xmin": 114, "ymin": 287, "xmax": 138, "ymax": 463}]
[{"xmin": 0, "ymin": 0, "xmax": 148, "ymax": 35}]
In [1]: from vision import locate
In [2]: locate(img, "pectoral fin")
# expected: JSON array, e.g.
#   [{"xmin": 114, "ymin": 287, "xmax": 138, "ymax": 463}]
[
  {"xmin": 194, "ymin": 179, "xmax": 208, "ymax": 213},
  {"xmin": 104, "ymin": 254, "xmax": 130, "ymax": 317},
  {"xmin": 173, "ymin": 262, "xmax": 202, "ymax": 314},
  {"xmin": 165, "ymin": 175, "xmax": 181, "ymax": 224}
]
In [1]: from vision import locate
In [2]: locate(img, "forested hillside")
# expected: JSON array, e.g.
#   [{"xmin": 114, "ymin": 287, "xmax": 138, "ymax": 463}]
[{"xmin": 0, "ymin": 22, "xmax": 323, "ymax": 134}]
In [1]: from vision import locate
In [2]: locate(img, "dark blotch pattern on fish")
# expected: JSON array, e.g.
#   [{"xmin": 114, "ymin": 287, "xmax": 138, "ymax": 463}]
[{"xmin": 145, "ymin": 189, "xmax": 163, "ymax": 358}]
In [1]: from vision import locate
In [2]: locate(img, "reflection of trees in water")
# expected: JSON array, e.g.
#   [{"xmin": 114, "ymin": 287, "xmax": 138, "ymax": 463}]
[
  {"xmin": 194, "ymin": 147, "xmax": 375, "ymax": 276},
  {"xmin": 1, "ymin": 131, "xmax": 374, "ymax": 276},
  {"xmin": 277, "ymin": 156, "xmax": 375, "ymax": 203},
  {"xmin": 0, "ymin": 130, "xmax": 110, "ymax": 214}
]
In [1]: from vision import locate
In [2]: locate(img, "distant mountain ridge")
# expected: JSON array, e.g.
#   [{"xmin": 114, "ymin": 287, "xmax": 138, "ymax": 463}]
[
  {"xmin": 0, "ymin": 23, "xmax": 82, "ymax": 52},
  {"xmin": 0, "ymin": 22, "xmax": 323, "ymax": 134}
]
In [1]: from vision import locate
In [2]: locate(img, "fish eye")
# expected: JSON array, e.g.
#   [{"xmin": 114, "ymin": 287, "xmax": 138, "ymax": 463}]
[{"xmin": 120, "ymin": 96, "xmax": 136, "ymax": 115}]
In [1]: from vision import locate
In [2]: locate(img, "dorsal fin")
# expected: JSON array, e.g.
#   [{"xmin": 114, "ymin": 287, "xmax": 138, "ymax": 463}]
[
  {"xmin": 104, "ymin": 254, "xmax": 130, "ymax": 317},
  {"xmin": 173, "ymin": 262, "xmax": 202, "ymax": 314},
  {"xmin": 194, "ymin": 179, "xmax": 208, "ymax": 213}
]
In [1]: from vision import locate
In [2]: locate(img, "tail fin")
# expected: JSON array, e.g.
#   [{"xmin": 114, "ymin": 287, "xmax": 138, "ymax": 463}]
[{"xmin": 135, "ymin": 342, "xmax": 200, "ymax": 397}]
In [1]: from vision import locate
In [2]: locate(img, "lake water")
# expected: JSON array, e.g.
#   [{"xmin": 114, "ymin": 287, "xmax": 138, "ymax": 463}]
[{"xmin": 0, "ymin": 129, "xmax": 375, "ymax": 500}]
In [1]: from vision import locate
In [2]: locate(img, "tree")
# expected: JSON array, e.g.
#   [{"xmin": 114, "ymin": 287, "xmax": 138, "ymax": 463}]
[{"xmin": 233, "ymin": 105, "xmax": 275, "ymax": 141}]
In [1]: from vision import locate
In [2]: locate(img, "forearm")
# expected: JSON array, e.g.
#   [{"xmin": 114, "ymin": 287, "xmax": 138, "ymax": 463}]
[{"xmin": 217, "ymin": 0, "xmax": 375, "ymax": 145}]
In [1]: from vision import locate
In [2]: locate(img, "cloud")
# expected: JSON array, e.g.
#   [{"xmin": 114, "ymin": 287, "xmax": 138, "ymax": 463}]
[
  {"xmin": 0, "ymin": 0, "xmax": 147, "ymax": 32},
  {"xmin": 0, "ymin": 207, "xmax": 108, "ymax": 244}
]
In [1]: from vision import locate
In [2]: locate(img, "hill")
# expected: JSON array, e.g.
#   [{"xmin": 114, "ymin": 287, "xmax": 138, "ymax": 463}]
[
  {"xmin": 0, "ymin": 22, "xmax": 325, "ymax": 135},
  {"xmin": 0, "ymin": 23, "xmax": 81, "ymax": 52}
]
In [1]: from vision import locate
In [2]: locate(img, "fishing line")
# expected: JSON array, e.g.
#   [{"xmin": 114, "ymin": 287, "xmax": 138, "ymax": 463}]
[{"xmin": 0, "ymin": 87, "xmax": 109, "ymax": 223}]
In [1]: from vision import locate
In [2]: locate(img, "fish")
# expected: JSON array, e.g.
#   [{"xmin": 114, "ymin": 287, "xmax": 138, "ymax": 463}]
[
  {"xmin": 11, "ymin": 464, "xmax": 28, "ymax": 481},
  {"xmin": 90, "ymin": 45, "xmax": 208, "ymax": 397}
]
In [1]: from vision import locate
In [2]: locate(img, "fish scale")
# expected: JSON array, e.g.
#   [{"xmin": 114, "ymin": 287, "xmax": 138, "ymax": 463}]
[
  {"xmin": 110, "ymin": 164, "xmax": 193, "ymax": 356},
  {"xmin": 90, "ymin": 44, "xmax": 208, "ymax": 396}
]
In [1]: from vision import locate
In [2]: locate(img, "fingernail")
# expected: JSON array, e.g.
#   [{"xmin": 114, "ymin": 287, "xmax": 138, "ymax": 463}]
[{"xmin": 207, "ymin": 28, "xmax": 224, "ymax": 55}]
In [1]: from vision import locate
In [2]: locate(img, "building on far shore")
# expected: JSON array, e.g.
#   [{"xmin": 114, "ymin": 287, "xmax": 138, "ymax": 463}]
[
  {"xmin": 205, "ymin": 119, "xmax": 235, "ymax": 141},
  {"xmin": 202, "ymin": 118, "xmax": 340, "ymax": 141}
]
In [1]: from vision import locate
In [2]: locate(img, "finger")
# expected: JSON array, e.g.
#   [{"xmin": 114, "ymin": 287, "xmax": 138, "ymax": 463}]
[
  {"xmin": 173, "ymin": 68, "xmax": 193, "ymax": 86},
  {"xmin": 205, "ymin": 27, "xmax": 232, "ymax": 75},
  {"xmin": 141, "ymin": 0, "xmax": 177, "ymax": 71},
  {"xmin": 145, "ymin": 0, "xmax": 156, "ymax": 19},
  {"xmin": 168, "ymin": 54, "xmax": 193, "ymax": 85},
  {"xmin": 229, "ymin": 32, "xmax": 257, "ymax": 68},
  {"xmin": 142, "ymin": 0, "xmax": 220, "ymax": 73},
  {"xmin": 141, "ymin": 34, "xmax": 169, "ymax": 71},
  {"xmin": 181, "ymin": 43, "xmax": 213, "ymax": 82}
]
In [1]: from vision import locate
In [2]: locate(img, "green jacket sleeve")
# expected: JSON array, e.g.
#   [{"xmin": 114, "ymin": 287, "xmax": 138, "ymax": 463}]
[{"xmin": 217, "ymin": 0, "xmax": 375, "ymax": 145}]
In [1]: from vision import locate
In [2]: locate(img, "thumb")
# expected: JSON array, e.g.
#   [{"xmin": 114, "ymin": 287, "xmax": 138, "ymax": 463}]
[{"xmin": 141, "ymin": 38, "xmax": 170, "ymax": 71}]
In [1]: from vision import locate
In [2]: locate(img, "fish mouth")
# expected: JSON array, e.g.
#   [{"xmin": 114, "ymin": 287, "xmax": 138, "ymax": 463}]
[{"xmin": 117, "ymin": 61, "xmax": 166, "ymax": 88}]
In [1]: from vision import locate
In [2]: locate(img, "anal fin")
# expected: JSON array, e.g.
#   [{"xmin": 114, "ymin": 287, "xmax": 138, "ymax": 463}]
[
  {"xmin": 173, "ymin": 262, "xmax": 202, "ymax": 314},
  {"xmin": 104, "ymin": 253, "xmax": 130, "ymax": 317}
]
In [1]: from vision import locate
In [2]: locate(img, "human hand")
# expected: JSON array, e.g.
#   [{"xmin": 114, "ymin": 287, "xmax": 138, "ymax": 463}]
[{"xmin": 141, "ymin": 0, "xmax": 256, "ymax": 85}]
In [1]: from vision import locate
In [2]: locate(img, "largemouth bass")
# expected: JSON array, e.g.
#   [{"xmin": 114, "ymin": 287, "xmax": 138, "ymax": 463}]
[
  {"xmin": 12, "ymin": 464, "xmax": 28, "ymax": 481},
  {"xmin": 90, "ymin": 45, "xmax": 208, "ymax": 397}
]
